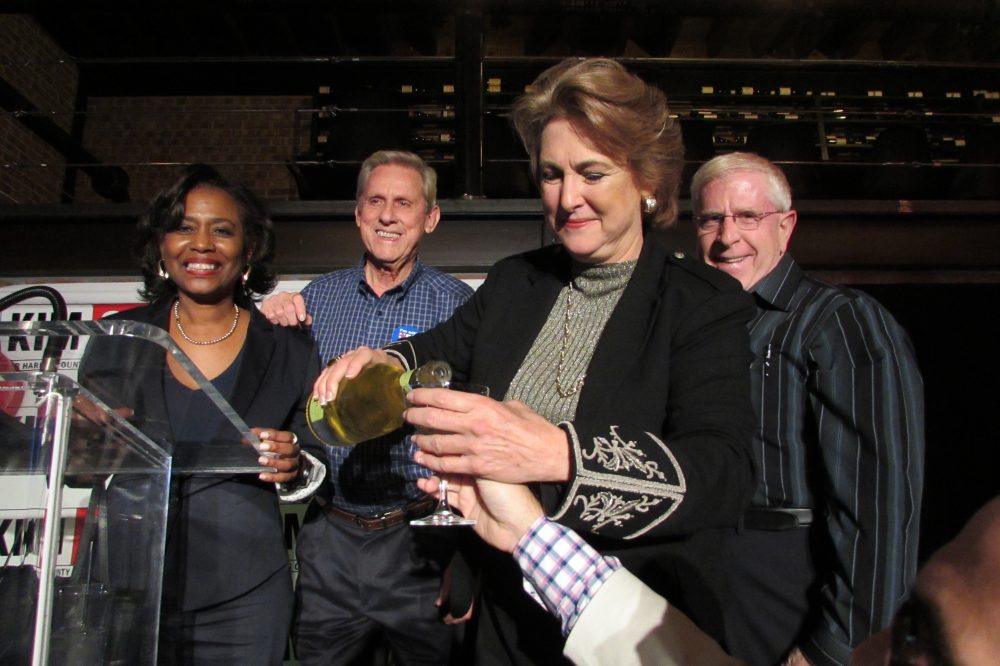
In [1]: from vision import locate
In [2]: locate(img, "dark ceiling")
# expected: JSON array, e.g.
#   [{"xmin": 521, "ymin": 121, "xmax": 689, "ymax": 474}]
[
  {"xmin": 4, "ymin": 0, "xmax": 1000, "ymax": 206},
  {"xmin": 15, "ymin": 0, "xmax": 1000, "ymax": 64},
  {"xmin": 3, "ymin": 2, "xmax": 1000, "ymax": 280}
]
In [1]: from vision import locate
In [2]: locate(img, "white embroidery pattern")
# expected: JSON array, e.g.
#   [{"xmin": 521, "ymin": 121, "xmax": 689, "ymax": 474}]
[
  {"xmin": 582, "ymin": 425, "xmax": 667, "ymax": 481},
  {"xmin": 554, "ymin": 425, "xmax": 686, "ymax": 539},
  {"xmin": 574, "ymin": 491, "xmax": 664, "ymax": 531}
]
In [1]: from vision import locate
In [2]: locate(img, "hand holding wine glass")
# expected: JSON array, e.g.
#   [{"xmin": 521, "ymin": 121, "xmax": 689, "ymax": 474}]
[
  {"xmin": 410, "ymin": 477, "xmax": 476, "ymax": 526},
  {"xmin": 304, "ymin": 349, "xmax": 524, "ymax": 527},
  {"xmin": 416, "ymin": 474, "xmax": 543, "ymax": 550},
  {"xmin": 410, "ymin": 381, "xmax": 489, "ymax": 527},
  {"xmin": 405, "ymin": 390, "xmax": 572, "ymax": 485}
]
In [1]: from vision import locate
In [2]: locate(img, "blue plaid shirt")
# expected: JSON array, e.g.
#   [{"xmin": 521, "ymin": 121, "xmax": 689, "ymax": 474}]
[{"xmin": 301, "ymin": 258, "xmax": 474, "ymax": 514}]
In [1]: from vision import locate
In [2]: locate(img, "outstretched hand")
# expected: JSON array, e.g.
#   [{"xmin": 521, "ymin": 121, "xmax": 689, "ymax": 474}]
[
  {"xmin": 417, "ymin": 474, "xmax": 543, "ymax": 554},
  {"xmin": 407, "ymin": 389, "xmax": 570, "ymax": 484}
]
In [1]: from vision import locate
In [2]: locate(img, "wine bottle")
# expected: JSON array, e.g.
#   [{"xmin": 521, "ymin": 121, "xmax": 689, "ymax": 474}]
[{"xmin": 313, "ymin": 360, "xmax": 452, "ymax": 446}]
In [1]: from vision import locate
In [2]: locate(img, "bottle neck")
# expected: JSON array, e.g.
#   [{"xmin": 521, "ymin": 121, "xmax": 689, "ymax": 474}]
[{"xmin": 402, "ymin": 360, "xmax": 452, "ymax": 390}]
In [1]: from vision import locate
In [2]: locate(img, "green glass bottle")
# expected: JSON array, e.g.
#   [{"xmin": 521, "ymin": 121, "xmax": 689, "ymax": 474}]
[{"xmin": 309, "ymin": 360, "xmax": 451, "ymax": 446}]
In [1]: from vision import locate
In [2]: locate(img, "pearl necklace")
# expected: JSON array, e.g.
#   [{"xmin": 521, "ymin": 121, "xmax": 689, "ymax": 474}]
[
  {"xmin": 555, "ymin": 281, "xmax": 586, "ymax": 398},
  {"xmin": 173, "ymin": 300, "xmax": 240, "ymax": 345}
]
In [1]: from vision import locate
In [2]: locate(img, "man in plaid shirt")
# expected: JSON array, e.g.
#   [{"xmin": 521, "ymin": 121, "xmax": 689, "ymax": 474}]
[{"xmin": 262, "ymin": 150, "xmax": 473, "ymax": 665}]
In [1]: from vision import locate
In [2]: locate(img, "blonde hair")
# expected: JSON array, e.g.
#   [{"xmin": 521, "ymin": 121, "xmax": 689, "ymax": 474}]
[{"xmin": 511, "ymin": 58, "xmax": 684, "ymax": 229}]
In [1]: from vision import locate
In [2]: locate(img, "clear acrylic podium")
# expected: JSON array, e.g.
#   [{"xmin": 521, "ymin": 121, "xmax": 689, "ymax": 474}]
[{"xmin": 0, "ymin": 320, "xmax": 267, "ymax": 665}]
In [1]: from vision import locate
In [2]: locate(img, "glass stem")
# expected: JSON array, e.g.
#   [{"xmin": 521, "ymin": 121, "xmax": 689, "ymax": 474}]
[{"xmin": 437, "ymin": 479, "xmax": 451, "ymax": 513}]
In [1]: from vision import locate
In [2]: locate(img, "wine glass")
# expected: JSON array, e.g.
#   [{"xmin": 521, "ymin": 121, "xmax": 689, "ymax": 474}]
[
  {"xmin": 410, "ymin": 382, "xmax": 488, "ymax": 527},
  {"xmin": 410, "ymin": 478, "xmax": 475, "ymax": 527}
]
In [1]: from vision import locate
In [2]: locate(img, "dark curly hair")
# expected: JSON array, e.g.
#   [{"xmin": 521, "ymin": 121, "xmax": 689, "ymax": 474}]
[
  {"xmin": 511, "ymin": 58, "xmax": 685, "ymax": 229},
  {"xmin": 134, "ymin": 164, "xmax": 277, "ymax": 307}
]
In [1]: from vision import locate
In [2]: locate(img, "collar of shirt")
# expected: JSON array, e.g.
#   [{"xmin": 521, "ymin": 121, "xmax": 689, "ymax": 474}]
[
  {"xmin": 356, "ymin": 255, "xmax": 426, "ymax": 300},
  {"xmin": 751, "ymin": 252, "xmax": 803, "ymax": 313}
]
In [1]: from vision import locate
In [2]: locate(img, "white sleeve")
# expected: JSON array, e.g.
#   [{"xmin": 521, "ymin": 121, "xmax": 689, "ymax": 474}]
[{"xmin": 563, "ymin": 568, "xmax": 745, "ymax": 666}]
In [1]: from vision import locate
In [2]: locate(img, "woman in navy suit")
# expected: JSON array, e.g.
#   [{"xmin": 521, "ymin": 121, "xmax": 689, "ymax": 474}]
[{"xmin": 81, "ymin": 165, "xmax": 321, "ymax": 665}]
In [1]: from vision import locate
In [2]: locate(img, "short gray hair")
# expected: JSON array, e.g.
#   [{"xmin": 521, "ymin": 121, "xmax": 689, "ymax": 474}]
[
  {"xmin": 356, "ymin": 150, "xmax": 438, "ymax": 210},
  {"xmin": 690, "ymin": 152, "xmax": 792, "ymax": 213}
]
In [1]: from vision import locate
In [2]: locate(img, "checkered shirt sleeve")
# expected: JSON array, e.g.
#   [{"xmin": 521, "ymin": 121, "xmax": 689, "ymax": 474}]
[{"xmin": 513, "ymin": 516, "xmax": 622, "ymax": 636}]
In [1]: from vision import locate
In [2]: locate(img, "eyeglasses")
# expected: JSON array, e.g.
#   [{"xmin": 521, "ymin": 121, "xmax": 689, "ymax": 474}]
[{"xmin": 694, "ymin": 211, "xmax": 784, "ymax": 231}]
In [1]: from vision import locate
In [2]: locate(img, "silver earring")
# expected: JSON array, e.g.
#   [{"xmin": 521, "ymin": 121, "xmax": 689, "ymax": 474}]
[
  {"xmin": 241, "ymin": 265, "xmax": 251, "ymax": 285},
  {"xmin": 158, "ymin": 260, "xmax": 169, "ymax": 280},
  {"xmin": 642, "ymin": 196, "xmax": 657, "ymax": 214}
]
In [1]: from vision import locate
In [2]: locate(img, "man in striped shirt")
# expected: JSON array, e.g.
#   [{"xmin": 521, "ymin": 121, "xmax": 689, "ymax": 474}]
[
  {"xmin": 261, "ymin": 150, "xmax": 474, "ymax": 665},
  {"xmin": 691, "ymin": 152, "xmax": 924, "ymax": 666}
]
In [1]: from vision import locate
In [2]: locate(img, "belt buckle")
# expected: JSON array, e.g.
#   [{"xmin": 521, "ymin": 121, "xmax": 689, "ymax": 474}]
[
  {"xmin": 370, "ymin": 510, "xmax": 396, "ymax": 529},
  {"xmin": 742, "ymin": 507, "xmax": 814, "ymax": 531},
  {"xmin": 358, "ymin": 507, "xmax": 402, "ymax": 530},
  {"xmin": 346, "ymin": 499, "xmax": 431, "ymax": 531}
]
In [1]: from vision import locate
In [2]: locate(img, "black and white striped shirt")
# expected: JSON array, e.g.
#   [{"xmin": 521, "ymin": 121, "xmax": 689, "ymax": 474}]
[{"xmin": 748, "ymin": 253, "xmax": 924, "ymax": 666}]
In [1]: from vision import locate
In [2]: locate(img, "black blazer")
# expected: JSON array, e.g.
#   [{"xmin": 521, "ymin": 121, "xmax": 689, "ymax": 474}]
[
  {"xmin": 80, "ymin": 298, "xmax": 321, "ymax": 610},
  {"xmin": 387, "ymin": 233, "xmax": 757, "ymax": 651},
  {"xmin": 388, "ymin": 232, "xmax": 757, "ymax": 540}
]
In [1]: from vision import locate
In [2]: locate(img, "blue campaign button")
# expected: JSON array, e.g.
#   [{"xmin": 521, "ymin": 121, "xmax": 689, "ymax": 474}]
[{"xmin": 392, "ymin": 325, "xmax": 419, "ymax": 341}]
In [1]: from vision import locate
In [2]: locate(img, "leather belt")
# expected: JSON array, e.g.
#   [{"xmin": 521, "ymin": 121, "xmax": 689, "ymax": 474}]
[
  {"xmin": 315, "ymin": 496, "xmax": 436, "ymax": 531},
  {"xmin": 742, "ymin": 507, "xmax": 814, "ymax": 531}
]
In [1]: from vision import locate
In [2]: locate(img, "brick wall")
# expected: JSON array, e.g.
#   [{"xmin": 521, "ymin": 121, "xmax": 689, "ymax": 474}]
[
  {"xmin": 0, "ymin": 15, "xmax": 77, "ymax": 133},
  {"xmin": 2, "ymin": 16, "xmax": 312, "ymax": 205},
  {"xmin": 0, "ymin": 15, "xmax": 76, "ymax": 204},
  {"xmin": 74, "ymin": 95, "xmax": 313, "ymax": 203}
]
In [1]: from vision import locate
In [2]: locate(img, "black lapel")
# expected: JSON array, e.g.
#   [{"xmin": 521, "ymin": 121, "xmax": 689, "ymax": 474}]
[
  {"xmin": 123, "ymin": 299, "xmax": 173, "ymax": 442},
  {"xmin": 227, "ymin": 308, "xmax": 274, "ymax": 418},
  {"xmin": 484, "ymin": 247, "xmax": 570, "ymax": 398},
  {"xmin": 575, "ymin": 233, "xmax": 668, "ymax": 416}
]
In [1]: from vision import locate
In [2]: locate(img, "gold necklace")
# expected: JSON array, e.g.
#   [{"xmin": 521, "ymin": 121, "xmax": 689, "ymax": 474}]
[
  {"xmin": 173, "ymin": 300, "xmax": 240, "ymax": 345},
  {"xmin": 555, "ymin": 281, "xmax": 586, "ymax": 398}
]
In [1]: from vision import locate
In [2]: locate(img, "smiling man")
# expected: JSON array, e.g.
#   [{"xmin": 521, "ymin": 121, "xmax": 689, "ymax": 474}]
[
  {"xmin": 691, "ymin": 152, "xmax": 925, "ymax": 666},
  {"xmin": 261, "ymin": 150, "xmax": 473, "ymax": 665}
]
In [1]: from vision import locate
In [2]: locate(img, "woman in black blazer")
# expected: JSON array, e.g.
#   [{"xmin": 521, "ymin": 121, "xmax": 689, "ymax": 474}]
[
  {"xmin": 315, "ymin": 59, "xmax": 757, "ymax": 663},
  {"xmin": 80, "ymin": 165, "xmax": 321, "ymax": 665}
]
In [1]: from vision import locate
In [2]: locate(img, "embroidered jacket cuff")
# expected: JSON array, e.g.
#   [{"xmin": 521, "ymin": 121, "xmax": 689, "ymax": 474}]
[{"xmin": 550, "ymin": 422, "xmax": 687, "ymax": 540}]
